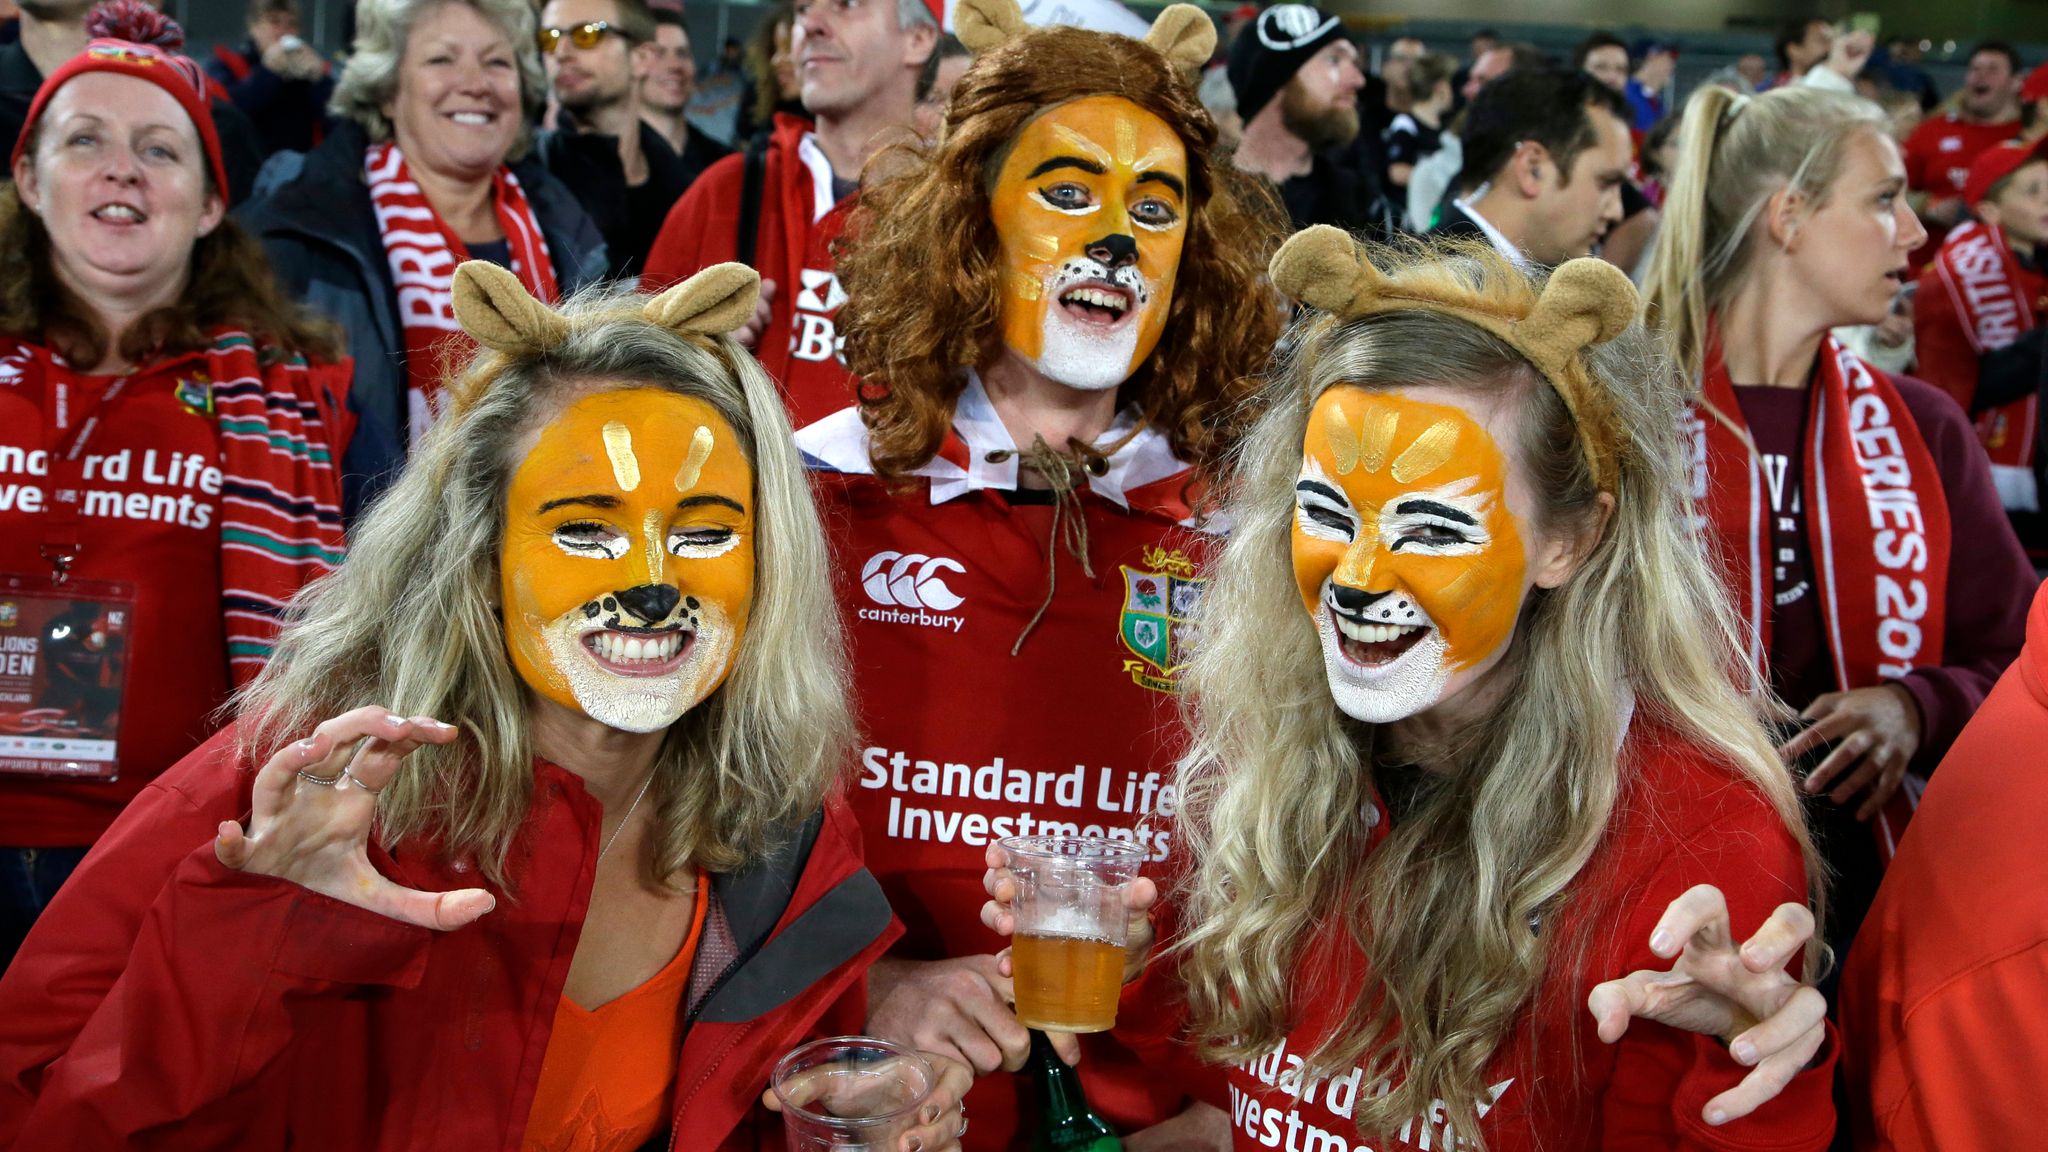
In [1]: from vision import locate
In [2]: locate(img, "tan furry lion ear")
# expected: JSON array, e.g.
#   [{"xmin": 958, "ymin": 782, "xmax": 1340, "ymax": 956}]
[
  {"xmin": 954, "ymin": 0, "xmax": 1027, "ymax": 54},
  {"xmin": 1512, "ymin": 257, "xmax": 1640, "ymax": 373},
  {"xmin": 1268, "ymin": 224, "xmax": 1379, "ymax": 316},
  {"xmin": 451, "ymin": 260, "xmax": 570, "ymax": 354},
  {"xmin": 1144, "ymin": 5, "xmax": 1215, "ymax": 75},
  {"xmin": 641, "ymin": 262, "xmax": 761, "ymax": 339}
]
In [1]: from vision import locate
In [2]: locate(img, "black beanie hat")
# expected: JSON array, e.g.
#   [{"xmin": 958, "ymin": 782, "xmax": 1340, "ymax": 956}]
[{"xmin": 1228, "ymin": 4, "xmax": 1348, "ymax": 123}]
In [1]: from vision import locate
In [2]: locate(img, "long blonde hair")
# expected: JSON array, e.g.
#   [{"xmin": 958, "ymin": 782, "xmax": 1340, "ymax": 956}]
[
  {"xmin": 236, "ymin": 284, "xmax": 852, "ymax": 886},
  {"xmin": 1174, "ymin": 242, "xmax": 1818, "ymax": 1142},
  {"xmin": 1643, "ymin": 84, "xmax": 1888, "ymax": 382}
]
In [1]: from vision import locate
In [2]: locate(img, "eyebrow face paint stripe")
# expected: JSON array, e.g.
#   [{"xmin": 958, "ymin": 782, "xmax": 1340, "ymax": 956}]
[
  {"xmin": 1296, "ymin": 479, "xmax": 1349, "ymax": 504},
  {"xmin": 1049, "ymin": 124, "xmax": 1113, "ymax": 166},
  {"xmin": 1393, "ymin": 498, "xmax": 1480, "ymax": 525},
  {"xmin": 602, "ymin": 421, "xmax": 641, "ymax": 492},
  {"xmin": 538, "ymin": 494, "xmax": 622, "ymax": 514},
  {"xmin": 677, "ymin": 494, "xmax": 747, "ymax": 513},
  {"xmin": 1391, "ymin": 419, "xmax": 1460, "ymax": 483},
  {"xmin": 1133, "ymin": 146, "xmax": 1175, "ymax": 172},
  {"xmin": 674, "ymin": 425, "xmax": 715, "ymax": 493},
  {"xmin": 1028, "ymin": 155, "xmax": 1109, "ymax": 179}
]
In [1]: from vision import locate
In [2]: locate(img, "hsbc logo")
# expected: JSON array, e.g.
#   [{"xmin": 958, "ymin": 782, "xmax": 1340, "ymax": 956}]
[{"xmin": 857, "ymin": 551, "xmax": 967, "ymax": 632}]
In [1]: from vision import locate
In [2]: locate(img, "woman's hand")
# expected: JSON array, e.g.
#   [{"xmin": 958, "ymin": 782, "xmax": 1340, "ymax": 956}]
[
  {"xmin": 1587, "ymin": 885, "xmax": 1827, "ymax": 1127},
  {"xmin": 761, "ymin": 1050, "xmax": 973, "ymax": 1152},
  {"xmin": 1778, "ymin": 683, "xmax": 1922, "ymax": 820},
  {"xmin": 735, "ymin": 279, "xmax": 776, "ymax": 350},
  {"xmin": 215, "ymin": 706, "xmax": 494, "ymax": 931}
]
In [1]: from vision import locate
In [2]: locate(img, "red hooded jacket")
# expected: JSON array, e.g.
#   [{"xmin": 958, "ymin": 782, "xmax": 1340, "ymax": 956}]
[
  {"xmin": 0, "ymin": 727, "xmax": 900, "ymax": 1150},
  {"xmin": 641, "ymin": 114, "xmax": 857, "ymax": 428},
  {"xmin": 1842, "ymin": 578, "xmax": 2048, "ymax": 1149}
]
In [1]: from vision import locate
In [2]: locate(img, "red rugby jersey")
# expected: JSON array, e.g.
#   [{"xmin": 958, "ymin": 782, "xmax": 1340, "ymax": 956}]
[{"xmin": 796, "ymin": 375, "xmax": 1213, "ymax": 1148}]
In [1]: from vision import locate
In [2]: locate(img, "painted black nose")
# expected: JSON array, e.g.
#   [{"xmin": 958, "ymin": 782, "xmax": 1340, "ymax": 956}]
[
  {"xmin": 614, "ymin": 584, "xmax": 681, "ymax": 624},
  {"xmin": 1330, "ymin": 585, "xmax": 1392, "ymax": 615},
  {"xmin": 1086, "ymin": 233, "xmax": 1139, "ymax": 269}
]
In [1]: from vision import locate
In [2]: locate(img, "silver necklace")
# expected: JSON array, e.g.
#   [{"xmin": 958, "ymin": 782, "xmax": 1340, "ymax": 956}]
[{"xmin": 598, "ymin": 770, "xmax": 656, "ymax": 864}]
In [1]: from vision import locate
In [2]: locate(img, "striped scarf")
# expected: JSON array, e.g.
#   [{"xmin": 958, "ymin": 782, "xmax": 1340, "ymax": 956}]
[{"xmin": 6, "ymin": 332, "xmax": 349, "ymax": 683}]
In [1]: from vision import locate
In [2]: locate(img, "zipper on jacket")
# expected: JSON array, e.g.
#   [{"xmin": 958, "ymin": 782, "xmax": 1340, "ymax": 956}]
[{"xmin": 665, "ymin": 905, "xmax": 776, "ymax": 1152}]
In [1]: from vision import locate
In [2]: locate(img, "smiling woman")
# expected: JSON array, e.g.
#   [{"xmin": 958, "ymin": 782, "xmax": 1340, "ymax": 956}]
[
  {"xmin": 240, "ymin": 0, "xmax": 609, "ymax": 521},
  {"xmin": 0, "ymin": 264, "xmax": 969, "ymax": 1151},
  {"xmin": 0, "ymin": 13, "xmax": 349, "ymax": 966}
]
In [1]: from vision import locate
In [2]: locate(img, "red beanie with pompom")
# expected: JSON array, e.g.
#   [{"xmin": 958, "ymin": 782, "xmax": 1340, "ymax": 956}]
[{"xmin": 8, "ymin": 0, "xmax": 229, "ymax": 196}]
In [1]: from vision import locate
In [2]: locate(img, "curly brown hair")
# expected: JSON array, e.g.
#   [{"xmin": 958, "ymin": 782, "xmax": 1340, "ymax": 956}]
[
  {"xmin": 0, "ymin": 182, "xmax": 341, "ymax": 370},
  {"xmin": 835, "ymin": 24, "xmax": 1284, "ymax": 479}
]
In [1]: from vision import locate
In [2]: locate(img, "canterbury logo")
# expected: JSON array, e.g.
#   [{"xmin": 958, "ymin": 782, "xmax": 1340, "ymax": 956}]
[
  {"xmin": 861, "ymin": 551, "xmax": 966, "ymax": 611},
  {"xmin": 1257, "ymin": 5, "xmax": 1338, "ymax": 51}
]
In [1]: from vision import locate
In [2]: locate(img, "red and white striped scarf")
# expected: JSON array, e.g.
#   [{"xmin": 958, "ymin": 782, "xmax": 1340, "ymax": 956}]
[
  {"xmin": 1930, "ymin": 219, "xmax": 2038, "ymax": 504},
  {"xmin": 1687, "ymin": 336, "xmax": 1952, "ymax": 861},
  {"xmin": 4, "ymin": 332, "xmax": 348, "ymax": 684},
  {"xmin": 364, "ymin": 141, "xmax": 558, "ymax": 443}
]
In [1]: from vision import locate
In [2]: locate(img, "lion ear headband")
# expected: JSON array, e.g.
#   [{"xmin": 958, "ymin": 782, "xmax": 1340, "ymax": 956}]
[
  {"xmin": 444, "ymin": 260, "xmax": 761, "ymax": 411},
  {"xmin": 953, "ymin": 0, "xmax": 1214, "ymax": 76},
  {"xmin": 1268, "ymin": 224, "xmax": 1638, "ymax": 492}
]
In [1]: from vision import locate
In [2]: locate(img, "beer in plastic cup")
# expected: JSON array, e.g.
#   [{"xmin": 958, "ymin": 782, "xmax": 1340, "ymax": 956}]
[
  {"xmin": 772, "ymin": 1036, "xmax": 934, "ymax": 1152},
  {"xmin": 999, "ymin": 835, "xmax": 1147, "ymax": 1033}
]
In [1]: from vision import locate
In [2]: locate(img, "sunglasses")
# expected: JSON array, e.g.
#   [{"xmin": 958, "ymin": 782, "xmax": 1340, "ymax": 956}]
[{"xmin": 536, "ymin": 21, "xmax": 628, "ymax": 53}]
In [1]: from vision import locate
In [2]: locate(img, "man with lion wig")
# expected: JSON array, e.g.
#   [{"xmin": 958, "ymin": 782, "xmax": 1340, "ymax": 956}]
[{"xmin": 795, "ymin": 0, "xmax": 1280, "ymax": 1143}]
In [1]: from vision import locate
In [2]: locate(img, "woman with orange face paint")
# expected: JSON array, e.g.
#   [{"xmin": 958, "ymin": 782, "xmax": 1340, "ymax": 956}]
[
  {"xmin": 794, "ymin": 0, "xmax": 1280, "ymax": 1145},
  {"xmin": 0, "ymin": 264, "xmax": 970, "ymax": 1151},
  {"xmin": 987, "ymin": 231, "xmax": 1840, "ymax": 1149}
]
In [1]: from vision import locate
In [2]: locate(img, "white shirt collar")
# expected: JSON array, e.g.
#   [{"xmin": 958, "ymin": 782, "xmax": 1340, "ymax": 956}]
[
  {"xmin": 1453, "ymin": 191, "xmax": 1529, "ymax": 269},
  {"xmin": 792, "ymin": 370, "xmax": 1192, "ymax": 508},
  {"xmin": 795, "ymin": 132, "xmax": 838, "ymax": 223}
]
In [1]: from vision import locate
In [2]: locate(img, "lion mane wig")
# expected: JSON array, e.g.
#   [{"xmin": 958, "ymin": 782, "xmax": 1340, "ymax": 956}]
[{"xmin": 835, "ymin": 0, "xmax": 1284, "ymax": 479}]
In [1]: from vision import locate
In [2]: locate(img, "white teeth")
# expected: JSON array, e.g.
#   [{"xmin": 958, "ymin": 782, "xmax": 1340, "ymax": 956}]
[
  {"xmin": 624, "ymin": 637, "xmax": 645, "ymax": 660},
  {"xmin": 93, "ymin": 204, "xmax": 142, "ymax": 221},
  {"xmin": 1334, "ymin": 616, "xmax": 1421, "ymax": 645},
  {"xmin": 1061, "ymin": 287, "xmax": 1127, "ymax": 313},
  {"xmin": 589, "ymin": 630, "xmax": 690, "ymax": 665},
  {"xmin": 451, "ymin": 112, "xmax": 490, "ymax": 125}
]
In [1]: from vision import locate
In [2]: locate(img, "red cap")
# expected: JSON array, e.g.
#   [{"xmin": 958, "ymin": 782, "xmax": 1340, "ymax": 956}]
[
  {"xmin": 1965, "ymin": 137, "xmax": 2048, "ymax": 208},
  {"xmin": 2024, "ymin": 61, "xmax": 2048, "ymax": 105},
  {"xmin": 8, "ymin": 6, "xmax": 227, "ymax": 197}
]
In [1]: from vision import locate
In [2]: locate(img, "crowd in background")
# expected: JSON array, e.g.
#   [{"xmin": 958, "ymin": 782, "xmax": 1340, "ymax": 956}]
[{"xmin": 0, "ymin": 0, "xmax": 2045, "ymax": 1148}]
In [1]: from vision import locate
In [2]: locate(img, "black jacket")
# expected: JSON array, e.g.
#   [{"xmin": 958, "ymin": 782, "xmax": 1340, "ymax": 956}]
[
  {"xmin": 236, "ymin": 121, "xmax": 609, "ymax": 520},
  {"xmin": 535, "ymin": 117, "xmax": 707, "ymax": 280}
]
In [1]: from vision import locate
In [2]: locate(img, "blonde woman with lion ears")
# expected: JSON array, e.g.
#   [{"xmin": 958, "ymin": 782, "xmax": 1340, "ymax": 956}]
[
  {"xmin": 990, "ymin": 231, "xmax": 1842, "ymax": 1149},
  {"xmin": 0, "ymin": 266, "xmax": 968, "ymax": 1151}
]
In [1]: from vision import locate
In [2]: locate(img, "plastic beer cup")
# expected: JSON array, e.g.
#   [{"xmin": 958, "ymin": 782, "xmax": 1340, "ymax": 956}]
[
  {"xmin": 772, "ymin": 1036, "xmax": 934, "ymax": 1151},
  {"xmin": 999, "ymin": 835, "xmax": 1147, "ymax": 1033}
]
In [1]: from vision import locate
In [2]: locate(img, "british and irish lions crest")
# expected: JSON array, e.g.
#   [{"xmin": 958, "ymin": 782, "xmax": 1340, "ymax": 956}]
[{"xmin": 1118, "ymin": 545, "xmax": 1203, "ymax": 693}]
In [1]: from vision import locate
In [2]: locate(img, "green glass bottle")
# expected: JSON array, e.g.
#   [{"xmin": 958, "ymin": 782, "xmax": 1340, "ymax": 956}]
[{"xmin": 1027, "ymin": 1030, "xmax": 1122, "ymax": 1152}]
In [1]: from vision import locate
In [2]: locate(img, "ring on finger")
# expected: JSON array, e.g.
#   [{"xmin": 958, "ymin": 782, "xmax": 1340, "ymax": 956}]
[
  {"xmin": 296, "ymin": 766, "xmax": 347, "ymax": 786},
  {"xmin": 343, "ymin": 767, "xmax": 384, "ymax": 795}
]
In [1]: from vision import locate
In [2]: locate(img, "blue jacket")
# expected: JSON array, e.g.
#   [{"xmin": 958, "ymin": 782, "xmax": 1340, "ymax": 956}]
[{"xmin": 236, "ymin": 121, "xmax": 609, "ymax": 521}]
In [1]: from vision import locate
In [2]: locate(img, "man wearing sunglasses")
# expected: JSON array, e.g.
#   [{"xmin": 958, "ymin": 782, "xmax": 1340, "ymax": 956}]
[
  {"xmin": 535, "ymin": 0, "xmax": 698, "ymax": 278},
  {"xmin": 641, "ymin": 0, "xmax": 939, "ymax": 428}
]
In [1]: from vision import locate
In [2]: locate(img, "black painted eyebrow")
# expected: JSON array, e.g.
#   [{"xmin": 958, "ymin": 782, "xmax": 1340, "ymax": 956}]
[
  {"xmin": 1295, "ymin": 480, "xmax": 1350, "ymax": 506},
  {"xmin": 1029, "ymin": 156, "xmax": 1107, "ymax": 179},
  {"xmin": 677, "ymin": 494, "xmax": 746, "ymax": 514},
  {"xmin": 1394, "ymin": 498, "xmax": 1478, "ymax": 525},
  {"xmin": 1136, "ymin": 171, "xmax": 1185, "ymax": 198},
  {"xmin": 538, "ymin": 494, "xmax": 621, "ymax": 513}
]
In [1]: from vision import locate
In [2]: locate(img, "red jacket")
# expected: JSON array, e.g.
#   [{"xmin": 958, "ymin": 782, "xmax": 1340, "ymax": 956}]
[
  {"xmin": 0, "ymin": 727, "xmax": 900, "ymax": 1150},
  {"xmin": 1842, "ymin": 580, "xmax": 2048, "ymax": 1149},
  {"xmin": 794, "ymin": 381, "xmax": 1211, "ymax": 1148},
  {"xmin": 1217, "ymin": 720, "xmax": 1838, "ymax": 1151},
  {"xmin": 641, "ymin": 114, "xmax": 856, "ymax": 428}
]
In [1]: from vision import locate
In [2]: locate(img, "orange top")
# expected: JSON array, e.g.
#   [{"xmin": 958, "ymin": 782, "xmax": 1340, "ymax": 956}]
[{"xmin": 521, "ymin": 873, "xmax": 711, "ymax": 1152}]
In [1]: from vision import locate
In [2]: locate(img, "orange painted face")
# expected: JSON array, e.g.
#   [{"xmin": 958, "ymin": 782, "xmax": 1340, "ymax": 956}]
[
  {"xmin": 990, "ymin": 95, "xmax": 1187, "ymax": 391},
  {"xmin": 1291, "ymin": 386, "xmax": 1529, "ymax": 723},
  {"xmin": 501, "ymin": 390, "xmax": 755, "ymax": 733}
]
